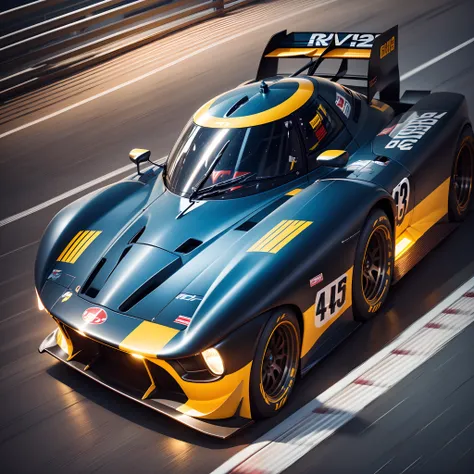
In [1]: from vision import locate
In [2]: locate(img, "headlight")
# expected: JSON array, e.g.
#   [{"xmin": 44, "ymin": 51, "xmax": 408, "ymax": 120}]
[
  {"xmin": 36, "ymin": 290, "xmax": 45, "ymax": 311},
  {"xmin": 202, "ymin": 348, "xmax": 224, "ymax": 376}
]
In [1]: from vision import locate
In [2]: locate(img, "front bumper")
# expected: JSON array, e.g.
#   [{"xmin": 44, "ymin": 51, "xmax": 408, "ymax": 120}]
[{"xmin": 39, "ymin": 328, "xmax": 253, "ymax": 439}]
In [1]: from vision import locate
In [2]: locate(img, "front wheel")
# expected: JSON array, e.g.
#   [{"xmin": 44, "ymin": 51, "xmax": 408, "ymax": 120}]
[
  {"xmin": 249, "ymin": 309, "xmax": 300, "ymax": 419},
  {"xmin": 352, "ymin": 209, "xmax": 394, "ymax": 321}
]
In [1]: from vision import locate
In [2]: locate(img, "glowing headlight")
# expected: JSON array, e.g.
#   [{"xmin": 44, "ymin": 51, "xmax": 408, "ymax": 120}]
[
  {"xmin": 202, "ymin": 348, "xmax": 224, "ymax": 375},
  {"xmin": 36, "ymin": 290, "xmax": 45, "ymax": 311}
]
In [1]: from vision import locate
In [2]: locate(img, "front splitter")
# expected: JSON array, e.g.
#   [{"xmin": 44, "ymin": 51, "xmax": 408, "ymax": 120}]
[{"xmin": 39, "ymin": 330, "xmax": 253, "ymax": 439}]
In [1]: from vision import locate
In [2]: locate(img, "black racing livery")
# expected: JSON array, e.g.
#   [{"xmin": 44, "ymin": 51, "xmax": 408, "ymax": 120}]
[{"xmin": 36, "ymin": 25, "xmax": 473, "ymax": 438}]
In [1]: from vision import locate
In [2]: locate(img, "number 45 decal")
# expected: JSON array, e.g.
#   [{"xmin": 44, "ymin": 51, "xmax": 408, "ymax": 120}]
[{"xmin": 315, "ymin": 272, "xmax": 348, "ymax": 327}]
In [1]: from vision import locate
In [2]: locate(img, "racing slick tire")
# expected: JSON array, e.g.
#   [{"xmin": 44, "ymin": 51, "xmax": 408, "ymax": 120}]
[
  {"xmin": 353, "ymin": 209, "xmax": 394, "ymax": 322},
  {"xmin": 448, "ymin": 126, "xmax": 474, "ymax": 222},
  {"xmin": 249, "ymin": 309, "xmax": 300, "ymax": 419}
]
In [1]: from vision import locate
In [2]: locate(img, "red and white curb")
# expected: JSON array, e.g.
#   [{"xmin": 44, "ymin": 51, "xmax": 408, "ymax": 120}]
[{"xmin": 212, "ymin": 275, "xmax": 474, "ymax": 474}]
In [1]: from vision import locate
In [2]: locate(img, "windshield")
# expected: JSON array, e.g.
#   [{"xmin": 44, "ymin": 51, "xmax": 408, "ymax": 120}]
[{"xmin": 165, "ymin": 118, "xmax": 303, "ymax": 198}]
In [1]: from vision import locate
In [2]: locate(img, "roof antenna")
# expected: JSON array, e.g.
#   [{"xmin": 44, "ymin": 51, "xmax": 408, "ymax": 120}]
[{"xmin": 259, "ymin": 80, "xmax": 269, "ymax": 94}]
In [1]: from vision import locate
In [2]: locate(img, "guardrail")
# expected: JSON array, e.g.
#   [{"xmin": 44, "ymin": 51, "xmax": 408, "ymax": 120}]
[{"xmin": 0, "ymin": 0, "xmax": 258, "ymax": 101}]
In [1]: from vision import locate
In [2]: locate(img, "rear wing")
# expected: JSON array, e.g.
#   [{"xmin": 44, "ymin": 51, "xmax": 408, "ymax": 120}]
[{"xmin": 256, "ymin": 25, "xmax": 399, "ymax": 103}]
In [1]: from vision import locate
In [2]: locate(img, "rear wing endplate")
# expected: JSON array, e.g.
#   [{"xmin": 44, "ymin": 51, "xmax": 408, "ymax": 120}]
[{"xmin": 256, "ymin": 26, "xmax": 400, "ymax": 103}]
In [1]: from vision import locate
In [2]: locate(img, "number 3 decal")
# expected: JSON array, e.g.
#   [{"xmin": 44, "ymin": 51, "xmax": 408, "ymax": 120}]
[
  {"xmin": 392, "ymin": 177, "xmax": 410, "ymax": 226},
  {"xmin": 315, "ymin": 273, "xmax": 347, "ymax": 327}
]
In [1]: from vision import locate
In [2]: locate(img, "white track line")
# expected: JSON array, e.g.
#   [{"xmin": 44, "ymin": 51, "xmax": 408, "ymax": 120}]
[
  {"xmin": 212, "ymin": 276, "xmax": 474, "ymax": 474},
  {"xmin": 0, "ymin": 0, "xmax": 338, "ymax": 140},
  {"xmin": 1, "ymin": 31, "xmax": 473, "ymax": 228},
  {"xmin": 400, "ymin": 36, "xmax": 474, "ymax": 81}
]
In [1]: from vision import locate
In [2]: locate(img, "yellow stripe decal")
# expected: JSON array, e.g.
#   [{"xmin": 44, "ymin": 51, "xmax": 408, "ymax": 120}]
[
  {"xmin": 267, "ymin": 221, "xmax": 312, "ymax": 254},
  {"xmin": 247, "ymin": 220, "xmax": 292, "ymax": 253},
  {"xmin": 60, "ymin": 230, "xmax": 90, "ymax": 262},
  {"xmin": 57, "ymin": 230, "xmax": 102, "ymax": 263},
  {"xmin": 57, "ymin": 231, "xmax": 85, "ymax": 261},
  {"xmin": 68, "ymin": 230, "xmax": 101, "ymax": 264},
  {"xmin": 266, "ymin": 47, "xmax": 371, "ymax": 59},
  {"xmin": 119, "ymin": 321, "xmax": 179, "ymax": 358},
  {"xmin": 248, "ymin": 220, "xmax": 312, "ymax": 254},
  {"xmin": 260, "ymin": 220, "xmax": 307, "ymax": 253}
]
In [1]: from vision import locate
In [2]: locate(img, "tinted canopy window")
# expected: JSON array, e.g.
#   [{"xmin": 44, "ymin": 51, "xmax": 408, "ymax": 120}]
[{"xmin": 165, "ymin": 118, "xmax": 303, "ymax": 198}]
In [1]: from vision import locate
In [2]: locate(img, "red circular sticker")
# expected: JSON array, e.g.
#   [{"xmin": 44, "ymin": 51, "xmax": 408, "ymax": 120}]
[{"xmin": 82, "ymin": 307, "xmax": 107, "ymax": 325}]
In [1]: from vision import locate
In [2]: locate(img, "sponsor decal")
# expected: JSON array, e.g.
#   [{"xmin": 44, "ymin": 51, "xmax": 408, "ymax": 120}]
[
  {"xmin": 380, "ymin": 36, "xmax": 395, "ymax": 58},
  {"xmin": 307, "ymin": 33, "xmax": 376, "ymax": 48},
  {"xmin": 378, "ymin": 125, "xmax": 396, "ymax": 136},
  {"xmin": 48, "ymin": 269, "xmax": 62, "ymax": 281},
  {"xmin": 82, "ymin": 307, "xmax": 108, "ymax": 325},
  {"xmin": 335, "ymin": 93, "xmax": 351, "ymax": 118},
  {"xmin": 175, "ymin": 293, "xmax": 203, "ymax": 302},
  {"xmin": 392, "ymin": 177, "xmax": 411, "ymax": 226},
  {"xmin": 315, "ymin": 272, "xmax": 348, "ymax": 327},
  {"xmin": 310, "ymin": 273, "xmax": 324, "ymax": 287},
  {"xmin": 309, "ymin": 112, "xmax": 322, "ymax": 130},
  {"xmin": 385, "ymin": 112, "xmax": 447, "ymax": 151},
  {"xmin": 60, "ymin": 291, "xmax": 73, "ymax": 303},
  {"xmin": 174, "ymin": 315, "xmax": 192, "ymax": 327},
  {"xmin": 315, "ymin": 124, "xmax": 327, "ymax": 141}
]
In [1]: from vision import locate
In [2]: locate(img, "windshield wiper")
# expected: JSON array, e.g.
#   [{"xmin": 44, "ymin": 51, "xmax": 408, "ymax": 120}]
[
  {"xmin": 188, "ymin": 139, "xmax": 231, "ymax": 203},
  {"xmin": 196, "ymin": 172, "xmax": 293, "ymax": 199},
  {"xmin": 192, "ymin": 171, "xmax": 258, "ymax": 197}
]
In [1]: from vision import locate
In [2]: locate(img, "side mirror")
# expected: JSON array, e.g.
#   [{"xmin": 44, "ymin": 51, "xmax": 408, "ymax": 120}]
[
  {"xmin": 316, "ymin": 150, "xmax": 349, "ymax": 168},
  {"xmin": 129, "ymin": 148, "xmax": 151, "ymax": 174}
]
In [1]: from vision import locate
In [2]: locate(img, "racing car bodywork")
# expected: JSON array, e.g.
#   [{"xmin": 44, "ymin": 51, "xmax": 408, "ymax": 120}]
[{"xmin": 37, "ymin": 25, "xmax": 473, "ymax": 438}]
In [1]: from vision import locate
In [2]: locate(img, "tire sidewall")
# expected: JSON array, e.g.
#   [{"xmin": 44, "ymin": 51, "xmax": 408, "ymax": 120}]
[
  {"xmin": 352, "ymin": 210, "xmax": 394, "ymax": 321},
  {"xmin": 448, "ymin": 126, "xmax": 474, "ymax": 222},
  {"xmin": 249, "ymin": 309, "xmax": 300, "ymax": 419}
]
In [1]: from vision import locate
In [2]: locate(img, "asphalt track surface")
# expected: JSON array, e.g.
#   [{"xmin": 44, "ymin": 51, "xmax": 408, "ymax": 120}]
[{"xmin": 1, "ymin": 0, "xmax": 474, "ymax": 472}]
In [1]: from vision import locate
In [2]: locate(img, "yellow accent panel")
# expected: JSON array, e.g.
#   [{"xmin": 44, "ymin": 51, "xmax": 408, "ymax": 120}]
[
  {"xmin": 370, "ymin": 100, "xmax": 390, "ymax": 112},
  {"xmin": 193, "ymin": 78, "xmax": 314, "ymax": 129},
  {"xmin": 395, "ymin": 178, "xmax": 450, "ymax": 260},
  {"xmin": 248, "ymin": 220, "xmax": 312, "ymax": 254},
  {"xmin": 119, "ymin": 322, "xmax": 179, "ymax": 358},
  {"xmin": 149, "ymin": 359, "xmax": 253, "ymax": 420},
  {"xmin": 141, "ymin": 360, "xmax": 157, "ymax": 400},
  {"xmin": 265, "ymin": 47, "xmax": 371, "ymax": 59},
  {"xmin": 265, "ymin": 47, "xmax": 326, "ymax": 58},
  {"xmin": 57, "ymin": 230, "xmax": 102, "ymax": 264},
  {"xmin": 318, "ymin": 149, "xmax": 346, "ymax": 159},
  {"xmin": 129, "ymin": 148, "xmax": 149, "ymax": 159},
  {"xmin": 286, "ymin": 188, "xmax": 303, "ymax": 196},
  {"xmin": 301, "ymin": 267, "xmax": 354, "ymax": 358}
]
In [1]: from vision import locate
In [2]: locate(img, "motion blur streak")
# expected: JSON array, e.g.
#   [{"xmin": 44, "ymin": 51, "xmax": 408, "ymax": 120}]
[{"xmin": 1, "ymin": 0, "xmax": 474, "ymax": 473}]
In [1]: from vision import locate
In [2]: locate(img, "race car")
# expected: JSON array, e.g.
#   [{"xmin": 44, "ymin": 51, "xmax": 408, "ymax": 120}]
[{"xmin": 36, "ymin": 25, "xmax": 473, "ymax": 438}]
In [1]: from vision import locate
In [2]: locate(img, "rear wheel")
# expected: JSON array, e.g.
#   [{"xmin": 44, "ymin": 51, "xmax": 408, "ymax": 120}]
[
  {"xmin": 249, "ymin": 310, "xmax": 300, "ymax": 419},
  {"xmin": 449, "ymin": 126, "xmax": 474, "ymax": 222},
  {"xmin": 353, "ymin": 209, "xmax": 394, "ymax": 322}
]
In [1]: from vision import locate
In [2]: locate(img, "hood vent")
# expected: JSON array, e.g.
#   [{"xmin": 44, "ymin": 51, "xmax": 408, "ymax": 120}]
[
  {"xmin": 119, "ymin": 258, "xmax": 182, "ymax": 313},
  {"xmin": 236, "ymin": 220, "xmax": 257, "ymax": 231},
  {"xmin": 130, "ymin": 226, "xmax": 146, "ymax": 244},
  {"xmin": 175, "ymin": 238, "xmax": 202, "ymax": 254},
  {"xmin": 225, "ymin": 95, "xmax": 249, "ymax": 117},
  {"xmin": 235, "ymin": 195, "xmax": 291, "ymax": 232},
  {"xmin": 82, "ymin": 258, "xmax": 107, "ymax": 298}
]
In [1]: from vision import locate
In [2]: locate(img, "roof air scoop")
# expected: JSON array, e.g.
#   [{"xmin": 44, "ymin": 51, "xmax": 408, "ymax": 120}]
[{"xmin": 224, "ymin": 95, "xmax": 249, "ymax": 117}]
